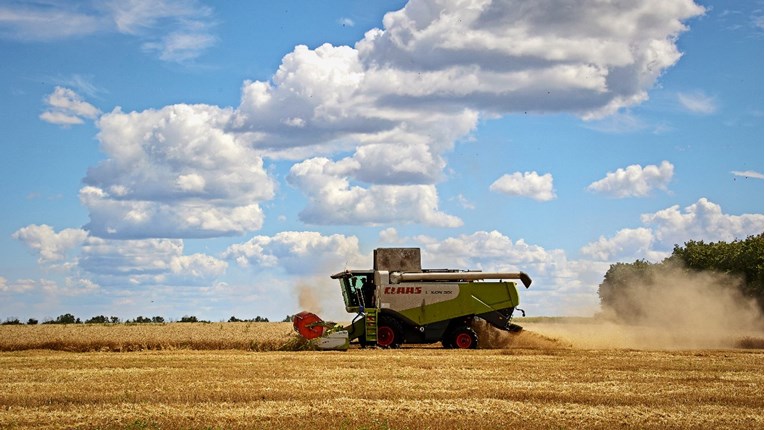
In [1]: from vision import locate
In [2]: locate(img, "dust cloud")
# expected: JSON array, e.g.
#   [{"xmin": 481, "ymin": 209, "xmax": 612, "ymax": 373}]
[
  {"xmin": 293, "ymin": 277, "xmax": 348, "ymax": 321},
  {"xmin": 295, "ymin": 280, "xmax": 323, "ymax": 315},
  {"xmin": 473, "ymin": 319, "xmax": 571, "ymax": 350},
  {"xmin": 483, "ymin": 266, "xmax": 763, "ymax": 350}
]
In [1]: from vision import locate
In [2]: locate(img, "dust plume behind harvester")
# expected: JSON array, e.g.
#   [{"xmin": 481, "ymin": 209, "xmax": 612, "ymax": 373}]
[{"xmin": 292, "ymin": 248, "xmax": 532, "ymax": 350}]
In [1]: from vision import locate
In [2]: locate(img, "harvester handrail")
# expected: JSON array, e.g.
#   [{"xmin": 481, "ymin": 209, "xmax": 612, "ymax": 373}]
[{"xmin": 391, "ymin": 271, "xmax": 532, "ymax": 288}]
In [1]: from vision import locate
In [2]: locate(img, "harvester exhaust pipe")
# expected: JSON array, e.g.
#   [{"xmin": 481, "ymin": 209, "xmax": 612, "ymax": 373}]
[{"xmin": 391, "ymin": 271, "xmax": 532, "ymax": 288}]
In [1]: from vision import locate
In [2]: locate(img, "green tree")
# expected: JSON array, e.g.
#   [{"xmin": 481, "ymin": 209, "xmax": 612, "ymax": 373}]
[
  {"xmin": 45, "ymin": 313, "xmax": 78, "ymax": 324},
  {"xmin": 597, "ymin": 259, "xmax": 659, "ymax": 321},
  {"xmin": 598, "ymin": 234, "xmax": 764, "ymax": 319},
  {"xmin": 85, "ymin": 315, "xmax": 109, "ymax": 324},
  {"xmin": 667, "ymin": 234, "xmax": 763, "ymax": 307}
]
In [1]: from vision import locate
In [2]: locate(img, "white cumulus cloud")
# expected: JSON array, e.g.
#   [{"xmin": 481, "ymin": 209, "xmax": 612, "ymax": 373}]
[
  {"xmin": 587, "ymin": 161, "xmax": 674, "ymax": 198},
  {"xmin": 223, "ymin": 0, "xmax": 702, "ymax": 227},
  {"xmin": 356, "ymin": 0, "xmax": 704, "ymax": 118},
  {"xmin": 287, "ymin": 157, "xmax": 463, "ymax": 227},
  {"xmin": 12, "ymin": 224, "xmax": 88, "ymax": 264},
  {"xmin": 26, "ymin": 1, "xmax": 707, "ymax": 238},
  {"xmin": 641, "ymin": 198, "xmax": 764, "ymax": 247},
  {"xmin": 223, "ymin": 231, "xmax": 366, "ymax": 275},
  {"xmin": 39, "ymin": 87, "xmax": 100, "ymax": 126},
  {"xmin": 423, "ymin": 230, "xmax": 556, "ymax": 270},
  {"xmin": 82, "ymin": 104, "xmax": 275, "ymax": 239},
  {"xmin": 11, "ymin": 224, "xmax": 227, "ymax": 289},
  {"xmin": 581, "ymin": 198, "xmax": 764, "ymax": 261},
  {"xmin": 80, "ymin": 237, "xmax": 227, "ymax": 287},
  {"xmin": 490, "ymin": 171, "xmax": 556, "ymax": 201},
  {"xmin": 580, "ymin": 227, "xmax": 662, "ymax": 262}
]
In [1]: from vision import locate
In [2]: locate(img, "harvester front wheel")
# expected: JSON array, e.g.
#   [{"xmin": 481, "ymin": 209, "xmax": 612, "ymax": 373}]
[
  {"xmin": 446, "ymin": 326, "xmax": 478, "ymax": 349},
  {"xmin": 377, "ymin": 316, "xmax": 403, "ymax": 348}
]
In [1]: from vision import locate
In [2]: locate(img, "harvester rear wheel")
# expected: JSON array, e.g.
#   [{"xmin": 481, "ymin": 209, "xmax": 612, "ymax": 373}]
[
  {"xmin": 377, "ymin": 316, "xmax": 402, "ymax": 348},
  {"xmin": 446, "ymin": 326, "xmax": 478, "ymax": 349}
]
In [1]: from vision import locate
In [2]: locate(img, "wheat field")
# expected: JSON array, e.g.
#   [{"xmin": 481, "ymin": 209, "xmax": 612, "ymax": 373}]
[
  {"xmin": 0, "ymin": 322, "xmax": 762, "ymax": 429},
  {"xmin": 0, "ymin": 322, "xmax": 295, "ymax": 352}
]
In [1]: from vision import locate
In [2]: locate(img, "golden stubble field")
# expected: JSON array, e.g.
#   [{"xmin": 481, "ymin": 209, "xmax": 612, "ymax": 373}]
[{"xmin": 0, "ymin": 322, "xmax": 762, "ymax": 430}]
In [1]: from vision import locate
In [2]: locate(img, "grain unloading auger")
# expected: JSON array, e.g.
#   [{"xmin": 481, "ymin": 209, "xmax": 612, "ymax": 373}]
[{"xmin": 292, "ymin": 248, "xmax": 532, "ymax": 350}]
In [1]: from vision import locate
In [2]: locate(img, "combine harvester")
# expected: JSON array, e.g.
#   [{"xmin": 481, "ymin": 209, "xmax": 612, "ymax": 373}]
[{"xmin": 293, "ymin": 248, "xmax": 532, "ymax": 350}]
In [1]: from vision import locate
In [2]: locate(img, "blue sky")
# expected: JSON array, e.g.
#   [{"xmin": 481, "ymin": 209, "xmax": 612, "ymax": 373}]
[{"xmin": 0, "ymin": 0, "xmax": 762, "ymax": 322}]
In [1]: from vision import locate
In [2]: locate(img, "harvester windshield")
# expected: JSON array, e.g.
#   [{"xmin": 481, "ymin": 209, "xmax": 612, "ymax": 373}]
[{"xmin": 331, "ymin": 270, "xmax": 373, "ymax": 312}]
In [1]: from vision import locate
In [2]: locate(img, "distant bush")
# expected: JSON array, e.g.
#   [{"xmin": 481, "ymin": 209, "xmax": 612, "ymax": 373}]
[
  {"xmin": 42, "ymin": 313, "xmax": 80, "ymax": 324},
  {"xmin": 3, "ymin": 313, "xmax": 274, "ymax": 325},
  {"xmin": 229, "ymin": 316, "xmax": 270, "ymax": 322},
  {"xmin": 93, "ymin": 316, "xmax": 121, "ymax": 324},
  {"xmin": 85, "ymin": 315, "xmax": 113, "ymax": 324}
]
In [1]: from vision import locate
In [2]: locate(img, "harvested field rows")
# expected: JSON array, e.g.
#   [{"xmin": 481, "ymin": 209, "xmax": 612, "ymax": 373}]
[
  {"xmin": 0, "ymin": 348, "xmax": 762, "ymax": 429},
  {"xmin": 0, "ymin": 322, "xmax": 762, "ymax": 429}
]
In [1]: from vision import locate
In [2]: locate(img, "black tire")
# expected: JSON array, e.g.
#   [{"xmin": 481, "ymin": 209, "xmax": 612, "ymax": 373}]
[
  {"xmin": 441, "ymin": 336, "xmax": 455, "ymax": 349},
  {"xmin": 358, "ymin": 334, "xmax": 370, "ymax": 348},
  {"xmin": 445, "ymin": 326, "xmax": 478, "ymax": 349},
  {"xmin": 377, "ymin": 316, "xmax": 403, "ymax": 348}
]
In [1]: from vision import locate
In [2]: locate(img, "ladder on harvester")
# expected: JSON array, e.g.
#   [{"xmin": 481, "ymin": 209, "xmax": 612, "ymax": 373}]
[{"xmin": 364, "ymin": 308, "xmax": 377, "ymax": 344}]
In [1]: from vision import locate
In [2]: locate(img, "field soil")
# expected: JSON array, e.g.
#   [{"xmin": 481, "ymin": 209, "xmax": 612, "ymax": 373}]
[{"xmin": 0, "ymin": 321, "xmax": 762, "ymax": 429}]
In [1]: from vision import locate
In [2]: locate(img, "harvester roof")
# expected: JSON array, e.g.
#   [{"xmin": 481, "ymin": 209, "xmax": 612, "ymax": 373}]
[{"xmin": 330, "ymin": 270, "xmax": 374, "ymax": 279}]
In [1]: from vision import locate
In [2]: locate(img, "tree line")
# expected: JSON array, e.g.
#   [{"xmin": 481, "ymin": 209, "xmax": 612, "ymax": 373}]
[
  {"xmin": 1, "ymin": 314, "xmax": 280, "ymax": 325},
  {"xmin": 598, "ymin": 233, "xmax": 764, "ymax": 320}
]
